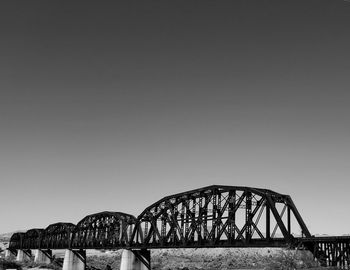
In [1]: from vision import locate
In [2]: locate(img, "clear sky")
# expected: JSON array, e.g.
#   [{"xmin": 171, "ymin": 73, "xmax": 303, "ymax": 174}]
[{"xmin": 0, "ymin": 0, "xmax": 349, "ymax": 236}]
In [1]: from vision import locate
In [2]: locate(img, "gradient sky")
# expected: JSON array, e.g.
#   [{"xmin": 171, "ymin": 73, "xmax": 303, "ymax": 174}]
[{"xmin": 0, "ymin": 1, "xmax": 350, "ymax": 236}]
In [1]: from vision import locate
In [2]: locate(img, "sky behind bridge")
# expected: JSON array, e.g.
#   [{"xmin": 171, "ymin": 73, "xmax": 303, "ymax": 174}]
[{"xmin": 0, "ymin": 0, "xmax": 350, "ymax": 236}]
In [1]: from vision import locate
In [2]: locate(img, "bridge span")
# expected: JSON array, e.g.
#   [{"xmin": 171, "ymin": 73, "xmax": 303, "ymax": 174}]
[{"xmin": 4, "ymin": 185, "xmax": 350, "ymax": 269}]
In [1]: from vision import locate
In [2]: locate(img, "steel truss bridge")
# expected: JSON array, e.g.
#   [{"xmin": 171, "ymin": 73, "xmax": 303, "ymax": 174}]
[{"xmin": 7, "ymin": 185, "xmax": 350, "ymax": 268}]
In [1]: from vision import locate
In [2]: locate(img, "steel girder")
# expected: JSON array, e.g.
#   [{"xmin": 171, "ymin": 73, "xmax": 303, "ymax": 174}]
[
  {"xmin": 71, "ymin": 211, "xmax": 137, "ymax": 249},
  {"xmin": 130, "ymin": 185, "xmax": 311, "ymax": 248}
]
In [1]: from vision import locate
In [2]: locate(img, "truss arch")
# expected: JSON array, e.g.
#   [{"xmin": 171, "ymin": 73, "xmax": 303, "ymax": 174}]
[
  {"xmin": 9, "ymin": 232, "xmax": 25, "ymax": 250},
  {"xmin": 41, "ymin": 222, "xmax": 76, "ymax": 249},
  {"xmin": 132, "ymin": 185, "xmax": 311, "ymax": 248},
  {"xmin": 71, "ymin": 211, "xmax": 137, "ymax": 249},
  {"xmin": 22, "ymin": 228, "xmax": 45, "ymax": 249}
]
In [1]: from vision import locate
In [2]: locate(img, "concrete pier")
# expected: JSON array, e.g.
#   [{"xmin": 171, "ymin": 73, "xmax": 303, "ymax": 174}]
[
  {"xmin": 62, "ymin": 249, "xmax": 86, "ymax": 270},
  {"xmin": 5, "ymin": 249, "xmax": 15, "ymax": 259},
  {"xmin": 5, "ymin": 249, "xmax": 11, "ymax": 259},
  {"xmin": 16, "ymin": 249, "xmax": 31, "ymax": 262},
  {"xmin": 34, "ymin": 249, "xmax": 52, "ymax": 264},
  {"xmin": 120, "ymin": 249, "xmax": 150, "ymax": 270}
]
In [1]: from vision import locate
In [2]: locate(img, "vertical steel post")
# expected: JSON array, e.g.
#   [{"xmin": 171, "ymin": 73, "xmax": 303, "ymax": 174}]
[
  {"xmin": 287, "ymin": 206, "xmax": 291, "ymax": 235},
  {"xmin": 266, "ymin": 202, "xmax": 270, "ymax": 240},
  {"xmin": 245, "ymin": 191, "xmax": 252, "ymax": 242}
]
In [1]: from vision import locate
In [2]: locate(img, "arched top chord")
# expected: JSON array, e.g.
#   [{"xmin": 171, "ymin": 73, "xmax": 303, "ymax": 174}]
[
  {"xmin": 45, "ymin": 222, "xmax": 76, "ymax": 234},
  {"xmin": 76, "ymin": 211, "xmax": 137, "ymax": 228},
  {"xmin": 24, "ymin": 228, "xmax": 44, "ymax": 238},
  {"xmin": 138, "ymin": 185, "xmax": 290, "ymax": 218}
]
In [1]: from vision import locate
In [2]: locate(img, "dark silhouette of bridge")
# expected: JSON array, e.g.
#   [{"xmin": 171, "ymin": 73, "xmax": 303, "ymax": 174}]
[{"xmin": 6, "ymin": 185, "xmax": 350, "ymax": 269}]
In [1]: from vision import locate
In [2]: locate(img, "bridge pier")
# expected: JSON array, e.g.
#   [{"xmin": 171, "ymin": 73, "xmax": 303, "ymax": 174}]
[
  {"xmin": 120, "ymin": 249, "xmax": 150, "ymax": 270},
  {"xmin": 4, "ymin": 249, "xmax": 11, "ymax": 259},
  {"xmin": 5, "ymin": 249, "xmax": 17, "ymax": 259},
  {"xmin": 34, "ymin": 249, "xmax": 52, "ymax": 264},
  {"xmin": 16, "ymin": 249, "xmax": 32, "ymax": 262},
  {"xmin": 62, "ymin": 249, "xmax": 86, "ymax": 270}
]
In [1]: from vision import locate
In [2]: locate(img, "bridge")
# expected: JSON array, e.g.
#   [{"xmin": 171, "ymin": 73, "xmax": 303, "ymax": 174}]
[{"xmin": 4, "ymin": 185, "xmax": 350, "ymax": 269}]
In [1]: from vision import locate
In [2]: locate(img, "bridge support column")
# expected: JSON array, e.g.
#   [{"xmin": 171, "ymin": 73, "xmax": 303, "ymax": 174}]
[
  {"xmin": 16, "ymin": 249, "xmax": 32, "ymax": 262},
  {"xmin": 62, "ymin": 249, "xmax": 86, "ymax": 270},
  {"xmin": 120, "ymin": 249, "xmax": 150, "ymax": 270},
  {"xmin": 5, "ymin": 249, "xmax": 11, "ymax": 258},
  {"xmin": 5, "ymin": 249, "xmax": 17, "ymax": 259},
  {"xmin": 34, "ymin": 249, "xmax": 52, "ymax": 264}
]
